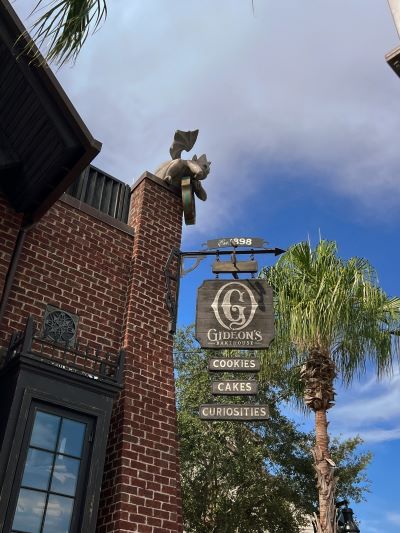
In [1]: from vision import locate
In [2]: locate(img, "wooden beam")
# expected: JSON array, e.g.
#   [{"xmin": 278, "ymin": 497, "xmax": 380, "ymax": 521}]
[{"xmin": 212, "ymin": 260, "xmax": 258, "ymax": 274}]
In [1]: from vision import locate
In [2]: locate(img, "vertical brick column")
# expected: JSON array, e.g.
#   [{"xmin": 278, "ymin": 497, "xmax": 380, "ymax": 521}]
[{"xmin": 97, "ymin": 173, "xmax": 184, "ymax": 533}]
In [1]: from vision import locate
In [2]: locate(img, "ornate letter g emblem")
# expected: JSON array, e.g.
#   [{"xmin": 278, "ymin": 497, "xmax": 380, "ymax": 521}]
[{"xmin": 211, "ymin": 282, "xmax": 258, "ymax": 331}]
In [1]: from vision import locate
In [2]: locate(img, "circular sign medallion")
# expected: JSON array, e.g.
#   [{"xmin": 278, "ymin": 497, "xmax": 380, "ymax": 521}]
[{"xmin": 181, "ymin": 177, "xmax": 196, "ymax": 225}]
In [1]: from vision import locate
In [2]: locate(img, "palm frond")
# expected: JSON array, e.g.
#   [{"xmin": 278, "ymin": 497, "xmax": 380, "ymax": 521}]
[
  {"xmin": 261, "ymin": 240, "xmax": 400, "ymax": 387},
  {"xmin": 25, "ymin": 0, "xmax": 107, "ymax": 64}
]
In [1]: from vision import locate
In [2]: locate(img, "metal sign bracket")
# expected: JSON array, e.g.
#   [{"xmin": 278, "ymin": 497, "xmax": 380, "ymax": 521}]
[
  {"xmin": 164, "ymin": 244, "xmax": 285, "ymax": 335},
  {"xmin": 181, "ymin": 255, "xmax": 206, "ymax": 277}
]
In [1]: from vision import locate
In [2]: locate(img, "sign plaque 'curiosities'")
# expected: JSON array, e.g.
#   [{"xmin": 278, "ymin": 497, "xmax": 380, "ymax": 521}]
[
  {"xmin": 195, "ymin": 279, "xmax": 274, "ymax": 349},
  {"xmin": 199, "ymin": 404, "xmax": 269, "ymax": 421}
]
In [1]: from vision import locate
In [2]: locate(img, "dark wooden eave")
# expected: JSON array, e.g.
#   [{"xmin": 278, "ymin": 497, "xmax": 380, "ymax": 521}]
[
  {"xmin": 0, "ymin": 0, "xmax": 101, "ymax": 222},
  {"xmin": 386, "ymin": 45, "xmax": 400, "ymax": 78}
]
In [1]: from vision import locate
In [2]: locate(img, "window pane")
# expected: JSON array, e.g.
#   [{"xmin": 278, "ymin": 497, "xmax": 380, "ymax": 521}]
[
  {"xmin": 21, "ymin": 449, "xmax": 53, "ymax": 490},
  {"xmin": 58, "ymin": 419, "xmax": 86, "ymax": 458},
  {"xmin": 30, "ymin": 412, "xmax": 61, "ymax": 451},
  {"xmin": 50, "ymin": 456, "xmax": 80, "ymax": 496},
  {"xmin": 12, "ymin": 488, "xmax": 46, "ymax": 533},
  {"xmin": 42, "ymin": 495, "xmax": 74, "ymax": 533}
]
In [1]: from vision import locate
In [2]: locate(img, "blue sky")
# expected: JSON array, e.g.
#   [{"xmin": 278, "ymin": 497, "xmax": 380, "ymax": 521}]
[
  {"xmin": 176, "ymin": 176, "xmax": 400, "ymax": 532},
  {"xmin": 15, "ymin": 0, "xmax": 400, "ymax": 530}
]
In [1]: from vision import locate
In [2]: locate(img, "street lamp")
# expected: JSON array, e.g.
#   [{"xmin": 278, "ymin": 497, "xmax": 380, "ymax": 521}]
[{"xmin": 337, "ymin": 500, "xmax": 360, "ymax": 533}]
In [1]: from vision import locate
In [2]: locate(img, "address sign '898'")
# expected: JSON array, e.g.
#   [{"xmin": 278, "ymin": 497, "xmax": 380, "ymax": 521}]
[{"xmin": 195, "ymin": 279, "xmax": 274, "ymax": 349}]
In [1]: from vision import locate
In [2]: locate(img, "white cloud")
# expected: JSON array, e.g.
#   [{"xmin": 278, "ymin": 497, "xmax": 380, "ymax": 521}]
[
  {"xmin": 332, "ymin": 373, "xmax": 400, "ymax": 425},
  {"xmin": 285, "ymin": 370, "xmax": 400, "ymax": 444},
  {"xmin": 387, "ymin": 512, "xmax": 400, "ymax": 526},
  {"xmin": 328, "ymin": 371, "xmax": 400, "ymax": 443},
  {"xmin": 343, "ymin": 426, "xmax": 400, "ymax": 443},
  {"xmin": 13, "ymin": 0, "xmax": 400, "ymax": 236}
]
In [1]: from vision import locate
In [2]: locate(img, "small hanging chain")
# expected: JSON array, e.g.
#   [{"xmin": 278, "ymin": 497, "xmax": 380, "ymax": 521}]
[
  {"xmin": 231, "ymin": 246, "xmax": 237, "ymax": 267},
  {"xmin": 215, "ymin": 249, "xmax": 220, "ymax": 278},
  {"xmin": 231, "ymin": 244, "xmax": 239, "ymax": 279},
  {"xmin": 250, "ymin": 249, "xmax": 255, "ymax": 278}
]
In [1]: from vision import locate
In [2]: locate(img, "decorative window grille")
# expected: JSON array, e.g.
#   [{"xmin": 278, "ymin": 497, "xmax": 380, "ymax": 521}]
[{"xmin": 42, "ymin": 306, "xmax": 79, "ymax": 348}]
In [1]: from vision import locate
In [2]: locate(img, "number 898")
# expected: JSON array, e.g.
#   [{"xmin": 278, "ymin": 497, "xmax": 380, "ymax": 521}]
[{"xmin": 231, "ymin": 238, "xmax": 252, "ymax": 246}]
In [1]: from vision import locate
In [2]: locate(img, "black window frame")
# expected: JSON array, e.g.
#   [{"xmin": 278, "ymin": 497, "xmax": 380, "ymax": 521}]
[
  {"xmin": 4, "ymin": 401, "xmax": 95, "ymax": 533},
  {"xmin": 0, "ymin": 349, "xmax": 121, "ymax": 533}
]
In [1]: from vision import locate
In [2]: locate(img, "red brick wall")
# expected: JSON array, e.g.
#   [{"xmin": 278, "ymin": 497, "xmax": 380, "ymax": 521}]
[
  {"xmin": 0, "ymin": 195, "xmax": 133, "ymax": 352},
  {"xmin": 1, "ymin": 174, "xmax": 184, "ymax": 533},
  {"xmin": 96, "ymin": 174, "xmax": 184, "ymax": 533}
]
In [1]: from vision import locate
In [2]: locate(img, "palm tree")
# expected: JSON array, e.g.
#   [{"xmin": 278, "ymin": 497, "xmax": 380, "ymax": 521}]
[
  {"xmin": 23, "ymin": 0, "xmax": 260, "ymax": 64},
  {"xmin": 261, "ymin": 240, "xmax": 400, "ymax": 533},
  {"xmin": 22, "ymin": 0, "xmax": 107, "ymax": 64}
]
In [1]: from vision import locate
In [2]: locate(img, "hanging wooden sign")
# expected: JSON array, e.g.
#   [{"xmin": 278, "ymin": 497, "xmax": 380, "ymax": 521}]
[
  {"xmin": 199, "ymin": 404, "xmax": 269, "ymax": 421},
  {"xmin": 196, "ymin": 279, "xmax": 274, "ymax": 349},
  {"xmin": 208, "ymin": 357, "xmax": 261, "ymax": 372},
  {"xmin": 211, "ymin": 381, "xmax": 258, "ymax": 395},
  {"xmin": 212, "ymin": 260, "xmax": 258, "ymax": 275}
]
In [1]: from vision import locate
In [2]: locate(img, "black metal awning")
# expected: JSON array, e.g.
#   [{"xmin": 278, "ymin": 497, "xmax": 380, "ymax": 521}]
[{"xmin": 0, "ymin": 0, "xmax": 101, "ymax": 222}]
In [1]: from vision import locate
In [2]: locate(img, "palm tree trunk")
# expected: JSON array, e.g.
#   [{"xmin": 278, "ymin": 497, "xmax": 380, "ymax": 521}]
[
  {"xmin": 313, "ymin": 409, "xmax": 336, "ymax": 533},
  {"xmin": 301, "ymin": 348, "xmax": 337, "ymax": 533}
]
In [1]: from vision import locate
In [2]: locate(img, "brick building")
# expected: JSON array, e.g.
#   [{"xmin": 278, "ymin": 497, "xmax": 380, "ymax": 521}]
[{"xmin": 0, "ymin": 1, "xmax": 184, "ymax": 532}]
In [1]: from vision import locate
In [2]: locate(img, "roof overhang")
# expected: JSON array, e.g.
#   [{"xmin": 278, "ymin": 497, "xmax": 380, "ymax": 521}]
[
  {"xmin": 0, "ymin": 0, "xmax": 101, "ymax": 222},
  {"xmin": 385, "ymin": 45, "xmax": 400, "ymax": 78}
]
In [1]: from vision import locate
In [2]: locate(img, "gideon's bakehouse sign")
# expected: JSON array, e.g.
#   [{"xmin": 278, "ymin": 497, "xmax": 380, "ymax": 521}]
[{"xmin": 195, "ymin": 279, "xmax": 274, "ymax": 349}]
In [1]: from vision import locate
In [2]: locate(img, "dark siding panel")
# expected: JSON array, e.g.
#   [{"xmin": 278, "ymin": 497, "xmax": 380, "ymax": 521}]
[
  {"xmin": 67, "ymin": 166, "xmax": 131, "ymax": 223},
  {"xmin": 100, "ymin": 177, "xmax": 113, "ymax": 214}
]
